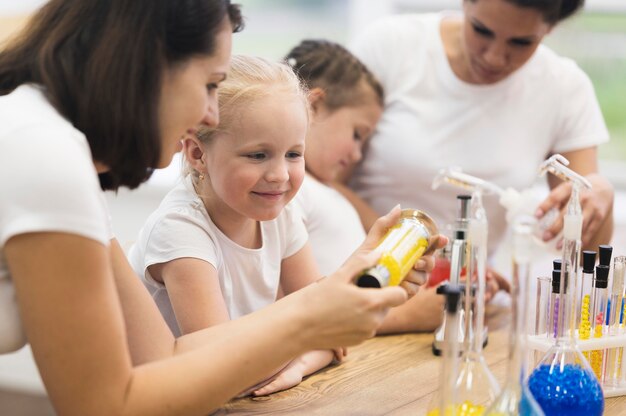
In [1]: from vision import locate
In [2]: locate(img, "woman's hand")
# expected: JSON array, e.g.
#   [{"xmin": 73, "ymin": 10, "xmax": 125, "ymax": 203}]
[{"xmin": 536, "ymin": 173, "xmax": 614, "ymax": 249}]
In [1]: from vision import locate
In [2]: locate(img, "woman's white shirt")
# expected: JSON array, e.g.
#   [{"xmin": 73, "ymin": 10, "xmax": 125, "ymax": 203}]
[
  {"xmin": 350, "ymin": 13, "xmax": 609, "ymax": 254},
  {"xmin": 0, "ymin": 84, "xmax": 110, "ymax": 353}
]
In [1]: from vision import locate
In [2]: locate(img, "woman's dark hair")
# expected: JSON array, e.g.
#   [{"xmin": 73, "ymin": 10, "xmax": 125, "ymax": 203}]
[
  {"xmin": 0, "ymin": 0, "xmax": 243, "ymax": 190},
  {"xmin": 470, "ymin": 0, "xmax": 585, "ymax": 24},
  {"xmin": 284, "ymin": 39, "xmax": 383, "ymax": 112}
]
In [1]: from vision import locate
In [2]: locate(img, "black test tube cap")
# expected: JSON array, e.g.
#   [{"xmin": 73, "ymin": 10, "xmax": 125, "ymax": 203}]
[
  {"xmin": 582, "ymin": 251, "xmax": 597, "ymax": 274},
  {"xmin": 598, "ymin": 245, "xmax": 613, "ymax": 267},
  {"xmin": 595, "ymin": 265, "xmax": 609, "ymax": 289}
]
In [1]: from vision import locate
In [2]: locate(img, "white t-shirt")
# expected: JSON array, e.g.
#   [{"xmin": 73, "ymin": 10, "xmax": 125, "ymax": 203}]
[
  {"xmin": 128, "ymin": 176, "xmax": 308, "ymax": 336},
  {"xmin": 350, "ymin": 13, "xmax": 609, "ymax": 255},
  {"xmin": 293, "ymin": 174, "xmax": 366, "ymax": 276},
  {"xmin": 0, "ymin": 85, "xmax": 110, "ymax": 353}
]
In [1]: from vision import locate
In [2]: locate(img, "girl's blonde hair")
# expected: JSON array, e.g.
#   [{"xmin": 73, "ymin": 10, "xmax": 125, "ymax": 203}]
[{"xmin": 185, "ymin": 54, "xmax": 309, "ymax": 179}]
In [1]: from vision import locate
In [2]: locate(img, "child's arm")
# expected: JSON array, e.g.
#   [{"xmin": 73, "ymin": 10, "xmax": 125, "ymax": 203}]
[
  {"xmin": 279, "ymin": 242, "xmax": 323, "ymax": 294},
  {"xmin": 148, "ymin": 258, "xmax": 229, "ymax": 334},
  {"xmin": 251, "ymin": 349, "xmax": 336, "ymax": 396},
  {"xmin": 376, "ymin": 287, "xmax": 445, "ymax": 334}
]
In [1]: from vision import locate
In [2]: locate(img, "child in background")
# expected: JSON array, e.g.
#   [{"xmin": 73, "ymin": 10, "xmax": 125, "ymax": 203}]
[
  {"xmin": 286, "ymin": 40, "xmax": 447, "ymax": 333},
  {"xmin": 130, "ymin": 55, "xmax": 340, "ymax": 396}
]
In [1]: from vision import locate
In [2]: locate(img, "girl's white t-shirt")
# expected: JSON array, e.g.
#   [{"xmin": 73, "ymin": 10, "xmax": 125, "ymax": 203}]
[
  {"xmin": 129, "ymin": 176, "xmax": 308, "ymax": 336},
  {"xmin": 293, "ymin": 174, "xmax": 366, "ymax": 276}
]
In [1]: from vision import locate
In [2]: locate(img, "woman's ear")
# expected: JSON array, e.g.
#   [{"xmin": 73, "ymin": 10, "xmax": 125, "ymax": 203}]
[
  {"xmin": 308, "ymin": 87, "xmax": 327, "ymax": 116},
  {"xmin": 182, "ymin": 135, "xmax": 207, "ymax": 174}
]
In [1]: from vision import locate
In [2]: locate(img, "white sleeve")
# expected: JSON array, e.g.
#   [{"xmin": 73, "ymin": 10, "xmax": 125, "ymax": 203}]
[
  {"xmin": 0, "ymin": 124, "xmax": 109, "ymax": 246},
  {"xmin": 140, "ymin": 210, "xmax": 220, "ymax": 271},
  {"xmin": 552, "ymin": 61, "xmax": 610, "ymax": 153},
  {"xmin": 280, "ymin": 203, "xmax": 308, "ymax": 259}
]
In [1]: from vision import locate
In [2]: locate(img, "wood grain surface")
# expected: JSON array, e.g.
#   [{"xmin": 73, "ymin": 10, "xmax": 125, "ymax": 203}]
[{"xmin": 215, "ymin": 305, "xmax": 626, "ymax": 416}]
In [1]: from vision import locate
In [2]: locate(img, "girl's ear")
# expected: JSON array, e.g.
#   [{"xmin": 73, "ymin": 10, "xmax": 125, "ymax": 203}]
[
  {"xmin": 182, "ymin": 135, "xmax": 207, "ymax": 174},
  {"xmin": 308, "ymin": 87, "xmax": 327, "ymax": 116}
]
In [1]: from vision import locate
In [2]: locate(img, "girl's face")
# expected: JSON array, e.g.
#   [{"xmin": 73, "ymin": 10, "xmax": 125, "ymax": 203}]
[
  {"xmin": 306, "ymin": 96, "xmax": 382, "ymax": 183},
  {"xmin": 157, "ymin": 18, "xmax": 233, "ymax": 168},
  {"xmin": 201, "ymin": 92, "xmax": 308, "ymax": 222},
  {"xmin": 461, "ymin": 0, "xmax": 552, "ymax": 84}
]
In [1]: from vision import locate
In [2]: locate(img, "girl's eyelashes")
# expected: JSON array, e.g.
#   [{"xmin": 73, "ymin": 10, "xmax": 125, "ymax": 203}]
[
  {"xmin": 206, "ymin": 83, "xmax": 219, "ymax": 92},
  {"xmin": 353, "ymin": 130, "xmax": 362, "ymax": 142},
  {"xmin": 246, "ymin": 152, "xmax": 266, "ymax": 160},
  {"xmin": 286, "ymin": 151, "xmax": 303, "ymax": 160}
]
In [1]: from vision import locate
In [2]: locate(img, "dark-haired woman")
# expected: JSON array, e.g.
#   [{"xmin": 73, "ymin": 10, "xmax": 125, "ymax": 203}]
[
  {"xmin": 347, "ymin": 0, "xmax": 614, "ymax": 262},
  {"xmin": 0, "ymin": 1, "xmax": 433, "ymax": 414}
]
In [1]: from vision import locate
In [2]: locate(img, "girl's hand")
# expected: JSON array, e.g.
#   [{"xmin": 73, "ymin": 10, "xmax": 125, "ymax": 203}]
[
  {"xmin": 401, "ymin": 235, "xmax": 448, "ymax": 297},
  {"xmin": 251, "ymin": 359, "xmax": 306, "ymax": 396}
]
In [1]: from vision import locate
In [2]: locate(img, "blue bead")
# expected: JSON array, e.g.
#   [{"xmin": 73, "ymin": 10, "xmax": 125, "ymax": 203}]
[{"xmin": 528, "ymin": 364, "xmax": 604, "ymax": 416}]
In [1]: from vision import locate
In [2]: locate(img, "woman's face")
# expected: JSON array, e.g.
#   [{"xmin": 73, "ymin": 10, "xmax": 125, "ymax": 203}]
[
  {"xmin": 306, "ymin": 95, "xmax": 382, "ymax": 183},
  {"xmin": 157, "ymin": 18, "xmax": 233, "ymax": 168},
  {"xmin": 461, "ymin": 0, "xmax": 552, "ymax": 84}
]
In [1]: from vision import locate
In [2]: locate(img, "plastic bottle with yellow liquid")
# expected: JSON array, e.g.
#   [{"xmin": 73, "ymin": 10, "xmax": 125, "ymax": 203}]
[{"xmin": 356, "ymin": 209, "xmax": 438, "ymax": 288}]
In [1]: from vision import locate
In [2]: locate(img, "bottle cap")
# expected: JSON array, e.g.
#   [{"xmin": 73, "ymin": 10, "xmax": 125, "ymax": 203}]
[
  {"xmin": 441, "ymin": 284, "xmax": 462, "ymax": 313},
  {"xmin": 595, "ymin": 265, "xmax": 609, "ymax": 288},
  {"xmin": 454, "ymin": 230, "xmax": 466, "ymax": 240},
  {"xmin": 582, "ymin": 251, "xmax": 597, "ymax": 273},
  {"xmin": 552, "ymin": 259, "xmax": 562, "ymax": 271},
  {"xmin": 552, "ymin": 269, "xmax": 563, "ymax": 293},
  {"xmin": 599, "ymin": 245, "xmax": 613, "ymax": 267},
  {"xmin": 457, "ymin": 195, "xmax": 472, "ymax": 220}
]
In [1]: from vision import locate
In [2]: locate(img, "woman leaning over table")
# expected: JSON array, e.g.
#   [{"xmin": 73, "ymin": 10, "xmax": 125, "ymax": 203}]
[{"xmin": 344, "ymin": 0, "xmax": 614, "ymax": 267}]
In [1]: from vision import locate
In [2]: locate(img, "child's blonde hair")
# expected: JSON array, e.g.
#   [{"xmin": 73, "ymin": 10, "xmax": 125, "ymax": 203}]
[{"xmin": 186, "ymin": 55, "xmax": 310, "ymax": 180}]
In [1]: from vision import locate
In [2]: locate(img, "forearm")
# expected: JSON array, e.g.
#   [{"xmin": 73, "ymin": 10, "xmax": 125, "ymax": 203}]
[
  {"xmin": 123, "ymin": 303, "xmax": 307, "ymax": 415},
  {"xmin": 377, "ymin": 290, "xmax": 443, "ymax": 334},
  {"xmin": 584, "ymin": 204, "xmax": 613, "ymax": 250}
]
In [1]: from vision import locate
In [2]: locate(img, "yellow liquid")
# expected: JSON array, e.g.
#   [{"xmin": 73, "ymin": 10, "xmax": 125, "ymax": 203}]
[
  {"xmin": 590, "ymin": 317, "xmax": 604, "ymax": 379},
  {"xmin": 579, "ymin": 295, "xmax": 591, "ymax": 360},
  {"xmin": 427, "ymin": 401, "xmax": 485, "ymax": 416},
  {"xmin": 376, "ymin": 221, "xmax": 428, "ymax": 286}
]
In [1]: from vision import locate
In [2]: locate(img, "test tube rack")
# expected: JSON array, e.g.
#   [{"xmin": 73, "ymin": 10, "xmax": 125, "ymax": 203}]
[{"xmin": 528, "ymin": 332, "xmax": 626, "ymax": 397}]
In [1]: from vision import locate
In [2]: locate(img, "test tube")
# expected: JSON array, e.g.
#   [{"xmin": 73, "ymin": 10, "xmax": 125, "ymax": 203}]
[
  {"xmin": 535, "ymin": 275, "xmax": 551, "ymax": 365},
  {"xmin": 578, "ymin": 251, "xmax": 596, "ymax": 360},
  {"xmin": 604, "ymin": 256, "xmax": 625, "ymax": 387},
  {"xmin": 535, "ymin": 276, "xmax": 552, "ymax": 337},
  {"xmin": 548, "ymin": 260, "xmax": 563, "ymax": 339},
  {"xmin": 590, "ymin": 264, "xmax": 609, "ymax": 381}
]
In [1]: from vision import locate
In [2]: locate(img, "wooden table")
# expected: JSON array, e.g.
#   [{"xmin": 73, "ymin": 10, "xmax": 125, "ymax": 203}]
[{"xmin": 215, "ymin": 319, "xmax": 626, "ymax": 415}]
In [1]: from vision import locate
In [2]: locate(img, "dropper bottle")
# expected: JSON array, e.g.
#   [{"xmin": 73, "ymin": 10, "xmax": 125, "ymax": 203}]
[
  {"xmin": 528, "ymin": 154, "xmax": 603, "ymax": 416},
  {"xmin": 433, "ymin": 195, "xmax": 471, "ymax": 356},
  {"xmin": 578, "ymin": 251, "xmax": 596, "ymax": 359},
  {"xmin": 454, "ymin": 191, "xmax": 500, "ymax": 411},
  {"xmin": 484, "ymin": 216, "xmax": 544, "ymax": 416},
  {"xmin": 427, "ymin": 285, "xmax": 463, "ymax": 416}
]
